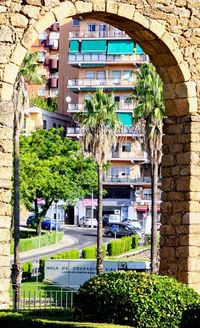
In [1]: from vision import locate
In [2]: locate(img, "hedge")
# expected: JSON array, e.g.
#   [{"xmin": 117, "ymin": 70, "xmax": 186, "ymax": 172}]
[
  {"xmin": 107, "ymin": 235, "xmax": 138, "ymax": 256},
  {"xmin": 22, "ymin": 261, "xmax": 33, "ymax": 280},
  {"xmin": 82, "ymin": 245, "xmax": 106, "ymax": 259},
  {"xmin": 10, "ymin": 232, "xmax": 64, "ymax": 253},
  {"xmin": 75, "ymin": 271, "xmax": 200, "ymax": 328},
  {"xmin": 0, "ymin": 311, "xmax": 131, "ymax": 328}
]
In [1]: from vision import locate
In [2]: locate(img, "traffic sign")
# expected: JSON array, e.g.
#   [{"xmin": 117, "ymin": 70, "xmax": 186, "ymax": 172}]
[{"xmin": 111, "ymin": 224, "xmax": 119, "ymax": 233}]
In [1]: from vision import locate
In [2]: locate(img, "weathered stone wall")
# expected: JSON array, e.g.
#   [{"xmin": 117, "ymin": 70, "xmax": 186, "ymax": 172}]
[{"xmin": 0, "ymin": 0, "xmax": 199, "ymax": 307}]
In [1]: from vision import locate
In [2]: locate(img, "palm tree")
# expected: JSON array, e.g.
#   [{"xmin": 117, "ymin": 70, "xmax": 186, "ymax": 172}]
[
  {"xmin": 133, "ymin": 63, "xmax": 165, "ymax": 273},
  {"xmin": 76, "ymin": 89, "xmax": 121, "ymax": 274},
  {"xmin": 11, "ymin": 52, "xmax": 43, "ymax": 309}
]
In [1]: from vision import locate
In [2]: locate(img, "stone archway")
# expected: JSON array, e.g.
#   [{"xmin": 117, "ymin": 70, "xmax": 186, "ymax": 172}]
[{"xmin": 0, "ymin": 0, "xmax": 199, "ymax": 308}]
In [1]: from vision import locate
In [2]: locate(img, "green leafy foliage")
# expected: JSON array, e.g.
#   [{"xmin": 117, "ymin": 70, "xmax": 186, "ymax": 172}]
[
  {"xmin": 75, "ymin": 271, "xmax": 200, "ymax": 328},
  {"xmin": 82, "ymin": 245, "xmax": 106, "ymax": 259},
  {"xmin": 10, "ymin": 232, "xmax": 63, "ymax": 253},
  {"xmin": 20, "ymin": 128, "xmax": 97, "ymax": 232},
  {"xmin": 0, "ymin": 310, "xmax": 131, "ymax": 328},
  {"xmin": 107, "ymin": 236, "xmax": 138, "ymax": 256},
  {"xmin": 30, "ymin": 96, "xmax": 58, "ymax": 112},
  {"xmin": 21, "ymin": 262, "xmax": 33, "ymax": 280}
]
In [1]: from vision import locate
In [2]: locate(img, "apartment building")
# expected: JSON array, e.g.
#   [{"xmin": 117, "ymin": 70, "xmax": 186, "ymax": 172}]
[
  {"xmin": 28, "ymin": 19, "xmax": 161, "ymax": 225},
  {"xmin": 61, "ymin": 18, "xmax": 160, "ymax": 225},
  {"xmin": 29, "ymin": 22, "xmax": 60, "ymax": 99}
]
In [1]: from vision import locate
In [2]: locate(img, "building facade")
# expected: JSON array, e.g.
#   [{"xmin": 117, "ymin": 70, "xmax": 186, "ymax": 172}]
[{"xmin": 63, "ymin": 18, "xmax": 160, "ymax": 226}]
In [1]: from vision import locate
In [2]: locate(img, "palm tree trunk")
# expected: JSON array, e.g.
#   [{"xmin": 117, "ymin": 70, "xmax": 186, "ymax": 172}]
[
  {"xmin": 97, "ymin": 163, "xmax": 103, "ymax": 274},
  {"xmin": 11, "ymin": 85, "xmax": 22, "ymax": 309},
  {"xmin": 150, "ymin": 155, "xmax": 158, "ymax": 273}
]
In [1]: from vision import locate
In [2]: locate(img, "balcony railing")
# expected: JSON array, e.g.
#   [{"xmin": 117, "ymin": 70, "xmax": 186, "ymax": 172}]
[
  {"xmin": 68, "ymin": 78, "xmax": 135, "ymax": 88},
  {"xmin": 68, "ymin": 30, "xmax": 130, "ymax": 39},
  {"xmin": 66, "ymin": 126, "xmax": 144, "ymax": 137},
  {"xmin": 68, "ymin": 53, "xmax": 149, "ymax": 64},
  {"xmin": 103, "ymin": 176, "xmax": 152, "ymax": 184},
  {"xmin": 68, "ymin": 101, "xmax": 136, "ymax": 112},
  {"xmin": 109, "ymin": 151, "xmax": 148, "ymax": 161}
]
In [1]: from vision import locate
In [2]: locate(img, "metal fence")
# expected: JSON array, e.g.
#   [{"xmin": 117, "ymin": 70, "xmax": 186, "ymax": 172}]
[{"xmin": 10, "ymin": 288, "xmax": 78, "ymax": 310}]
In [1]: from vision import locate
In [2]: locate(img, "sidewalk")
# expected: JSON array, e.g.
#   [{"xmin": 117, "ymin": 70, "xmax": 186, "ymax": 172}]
[{"xmin": 10, "ymin": 233, "xmax": 77, "ymax": 262}]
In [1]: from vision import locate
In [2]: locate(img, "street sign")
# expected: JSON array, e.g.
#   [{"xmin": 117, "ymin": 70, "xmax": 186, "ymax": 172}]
[{"xmin": 111, "ymin": 224, "xmax": 119, "ymax": 233}]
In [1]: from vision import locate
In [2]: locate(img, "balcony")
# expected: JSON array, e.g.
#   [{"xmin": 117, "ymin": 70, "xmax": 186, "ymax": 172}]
[
  {"xmin": 67, "ymin": 101, "xmax": 135, "ymax": 113},
  {"xmin": 67, "ymin": 78, "xmax": 135, "ymax": 92},
  {"xmin": 66, "ymin": 126, "xmax": 144, "ymax": 138},
  {"xmin": 49, "ymin": 58, "xmax": 58, "ymax": 70},
  {"xmin": 108, "ymin": 150, "xmax": 148, "ymax": 162},
  {"xmin": 68, "ymin": 30, "xmax": 130, "ymax": 39},
  {"xmin": 68, "ymin": 53, "xmax": 149, "ymax": 66},
  {"xmin": 50, "ymin": 77, "xmax": 58, "ymax": 88},
  {"xmin": 103, "ymin": 176, "xmax": 152, "ymax": 185}
]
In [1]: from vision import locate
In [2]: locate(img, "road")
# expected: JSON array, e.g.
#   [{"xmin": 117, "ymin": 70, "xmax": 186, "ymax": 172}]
[{"xmin": 18, "ymin": 225, "xmax": 112, "ymax": 263}]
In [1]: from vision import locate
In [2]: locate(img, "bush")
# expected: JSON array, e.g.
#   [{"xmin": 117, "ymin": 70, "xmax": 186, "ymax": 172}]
[
  {"xmin": 180, "ymin": 303, "xmax": 200, "ymax": 328},
  {"xmin": 107, "ymin": 236, "xmax": 136, "ymax": 256},
  {"xmin": 0, "ymin": 310, "xmax": 131, "ymax": 328},
  {"xmin": 22, "ymin": 261, "xmax": 33, "ymax": 280},
  {"xmin": 82, "ymin": 245, "xmax": 106, "ymax": 259},
  {"xmin": 10, "ymin": 232, "xmax": 64, "ymax": 253},
  {"xmin": 75, "ymin": 271, "xmax": 200, "ymax": 328}
]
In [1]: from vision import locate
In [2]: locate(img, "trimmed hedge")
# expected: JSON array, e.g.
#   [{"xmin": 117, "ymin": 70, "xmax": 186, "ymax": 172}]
[
  {"xmin": 10, "ymin": 232, "xmax": 64, "ymax": 253},
  {"xmin": 0, "ymin": 310, "xmax": 131, "ymax": 328},
  {"xmin": 22, "ymin": 261, "xmax": 33, "ymax": 280},
  {"xmin": 107, "ymin": 235, "xmax": 138, "ymax": 256},
  {"xmin": 40, "ymin": 250, "xmax": 80, "ymax": 277},
  {"xmin": 75, "ymin": 271, "xmax": 200, "ymax": 328},
  {"xmin": 82, "ymin": 245, "xmax": 106, "ymax": 259}
]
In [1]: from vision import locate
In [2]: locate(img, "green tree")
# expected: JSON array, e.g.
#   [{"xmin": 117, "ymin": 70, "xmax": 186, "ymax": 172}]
[
  {"xmin": 132, "ymin": 63, "xmax": 165, "ymax": 273},
  {"xmin": 76, "ymin": 89, "xmax": 121, "ymax": 274},
  {"xmin": 12, "ymin": 51, "xmax": 44, "ymax": 309},
  {"xmin": 20, "ymin": 128, "xmax": 97, "ymax": 235}
]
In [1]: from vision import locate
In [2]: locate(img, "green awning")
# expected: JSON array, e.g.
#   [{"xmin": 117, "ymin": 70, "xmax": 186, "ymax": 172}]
[
  {"xmin": 69, "ymin": 40, "xmax": 79, "ymax": 53},
  {"xmin": 136, "ymin": 44, "xmax": 144, "ymax": 54},
  {"xmin": 117, "ymin": 113, "xmax": 133, "ymax": 126},
  {"xmin": 81, "ymin": 40, "xmax": 106, "ymax": 53},
  {"xmin": 107, "ymin": 40, "xmax": 134, "ymax": 55}
]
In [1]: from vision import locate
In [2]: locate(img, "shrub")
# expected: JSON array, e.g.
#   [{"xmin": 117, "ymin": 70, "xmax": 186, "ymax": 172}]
[
  {"xmin": 75, "ymin": 271, "xmax": 200, "ymax": 328},
  {"xmin": 180, "ymin": 303, "xmax": 200, "ymax": 328},
  {"xmin": 0, "ymin": 310, "xmax": 131, "ymax": 328},
  {"xmin": 22, "ymin": 261, "xmax": 33, "ymax": 280},
  {"xmin": 131, "ymin": 234, "xmax": 139, "ymax": 249},
  {"xmin": 107, "ymin": 236, "xmax": 135, "ymax": 256},
  {"xmin": 82, "ymin": 245, "xmax": 106, "ymax": 259},
  {"xmin": 10, "ymin": 232, "xmax": 64, "ymax": 253}
]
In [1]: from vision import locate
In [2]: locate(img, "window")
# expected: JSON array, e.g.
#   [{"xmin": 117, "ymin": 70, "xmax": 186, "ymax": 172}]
[
  {"xmin": 85, "ymin": 71, "xmax": 95, "ymax": 80},
  {"xmin": 88, "ymin": 24, "xmax": 96, "ymax": 32},
  {"xmin": 98, "ymin": 24, "xmax": 107, "ymax": 37},
  {"xmin": 121, "ymin": 167, "xmax": 130, "ymax": 176},
  {"xmin": 112, "ymin": 70, "xmax": 121, "ymax": 84},
  {"xmin": 112, "ymin": 143, "xmax": 119, "ymax": 152},
  {"xmin": 114, "ymin": 96, "xmax": 120, "ymax": 102},
  {"xmin": 123, "ymin": 70, "xmax": 133, "ymax": 81},
  {"xmin": 122, "ymin": 143, "xmax": 131, "ymax": 152},
  {"xmin": 39, "ymin": 32, "xmax": 48, "ymax": 40},
  {"xmin": 123, "ymin": 95, "xmax": 131, "ymax": 104},
  {"xmin": 43, "ymin": 120, "xmax": 47, "ymax": 129},
  {"xmin": 53, "ymin": 123, "xmax": 57, "ymax": 128},
  {"xmin": 96, "ymin": 70, "xmax": 106, "ymax": 83},
  {"xmin": 38, "ymin": 87, "xmax": 46, "ymax": 97},
  {"xmin": 72, "ymin": 18, "xmax": 80, "ymax": 26},
  {"xmin": 143, "ymin": 189, "xmax": 152, "ymax": 199},
  {"xmin": 111, "ymin": 167, "xmax": 119, "ymax": 177}
]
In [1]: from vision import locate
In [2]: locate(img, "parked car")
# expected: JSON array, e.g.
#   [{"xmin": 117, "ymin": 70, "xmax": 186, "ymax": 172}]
[
  {"xmin": 78, "ymin": 217, "xmax": 97, "ymax": 228},
  {"xmin": 122, "ymin": 218, "xmax": 141, "ymax": 229},
  {"xmin": 26, "ymin": 214, "xmax": 59, "ymax": 230},
  {"xmin": 104, "ymin": 223, "xmax": 144, "ymax": 238}
]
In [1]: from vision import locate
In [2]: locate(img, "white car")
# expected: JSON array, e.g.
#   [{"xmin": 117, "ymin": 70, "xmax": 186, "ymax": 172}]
[
  {"xmin": 122, "ymin": 218, "xmax": 141, "ymax": 229},
  {"xmin": 78, "ymin": 217, "xmax": 97, "ymax": 227}
]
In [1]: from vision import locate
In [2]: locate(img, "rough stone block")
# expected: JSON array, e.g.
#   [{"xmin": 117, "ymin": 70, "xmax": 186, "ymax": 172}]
[
  {"xmin": 21, "ymin": 26, "xmax": 38, "ymax": 50},
  {"xmin": 10, "ymin": 13, "xmax": 28, "ymax": 28},
  {"xmin": 53, "ymin": 2, "xmax": 76, "ymax": 22},
  {"xmin": 3, "ymin": 63, "xmax": 19, "ymax": 85},
  {"xmin": 106, "ymin": 0, "xmax": 118, "ymax": 14},
  {"xmin": 0, "ymin": 83, "xmax": 14, "ymax": 101},
  {"xmin": 118, "ymin": 3, "xmax": 135, "ymax": 20},
  {"xmin": 75, "ymin": 1, "xmax": 92, "ymax": 14}
]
